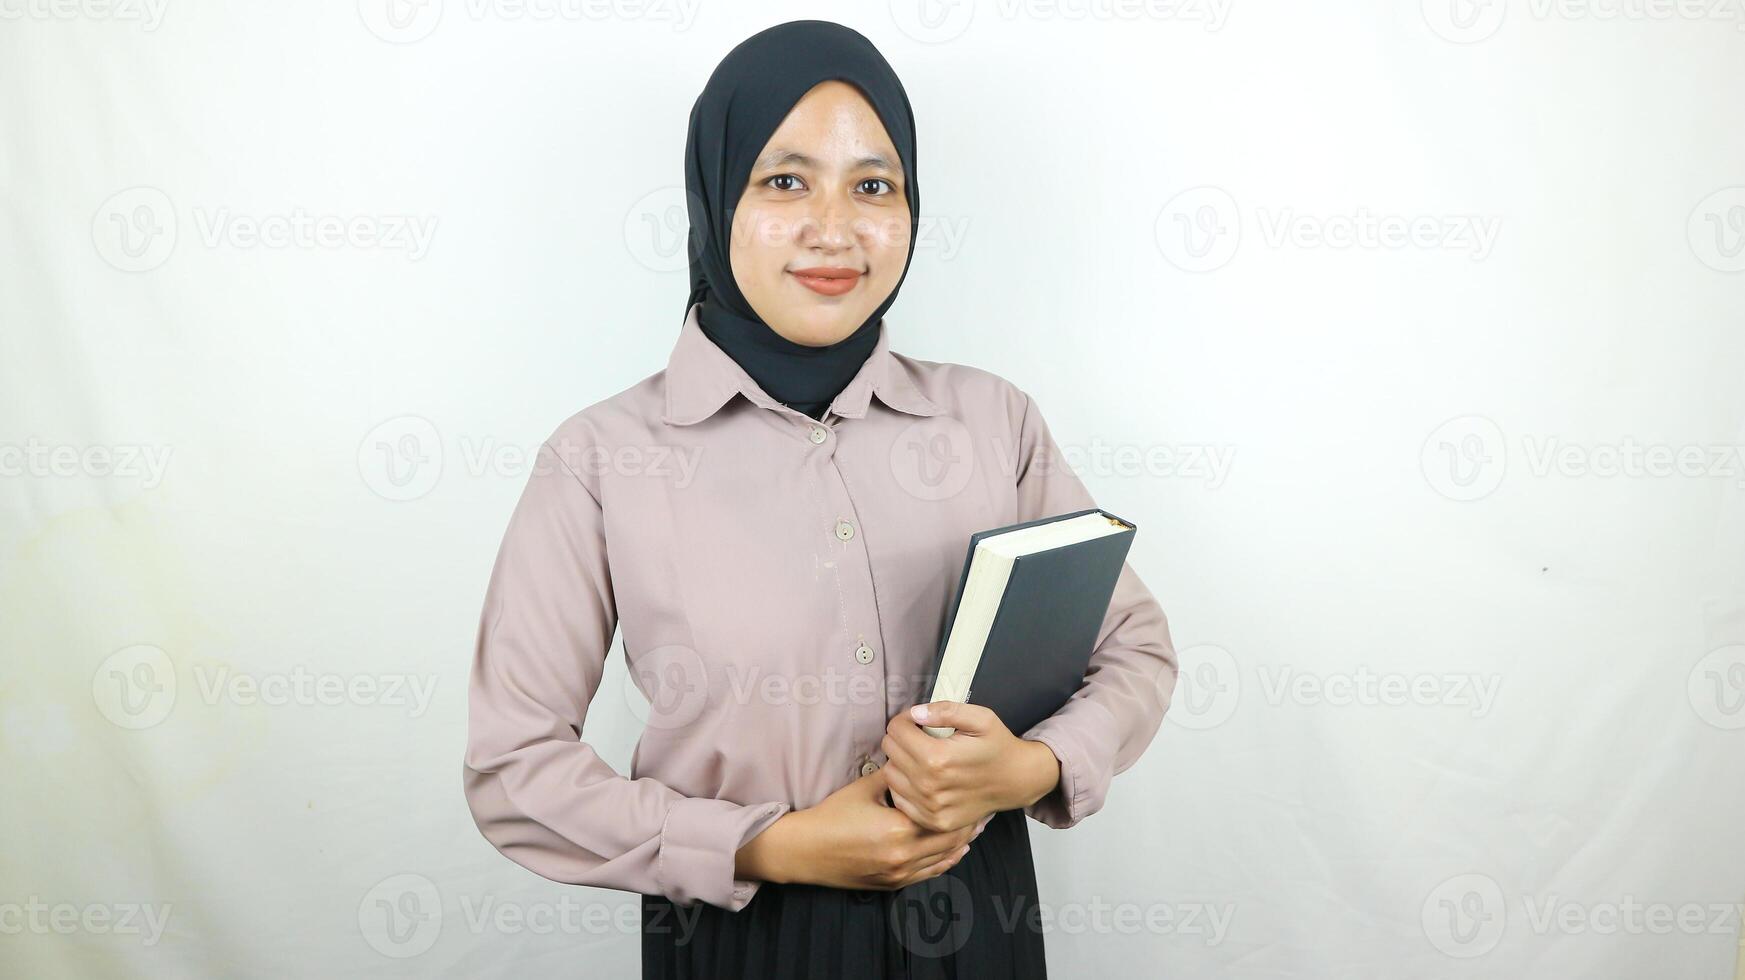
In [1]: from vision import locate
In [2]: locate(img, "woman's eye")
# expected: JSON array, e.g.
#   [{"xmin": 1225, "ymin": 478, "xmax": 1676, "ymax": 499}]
[{"xmin": 762, "ymin": 174, "xmax": 896, "ymax": 195}]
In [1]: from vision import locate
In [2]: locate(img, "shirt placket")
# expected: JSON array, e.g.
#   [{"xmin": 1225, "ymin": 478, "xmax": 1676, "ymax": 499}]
[{"xmin": 801, "ymin": 409, "xmax": 892, "ymax": 784}]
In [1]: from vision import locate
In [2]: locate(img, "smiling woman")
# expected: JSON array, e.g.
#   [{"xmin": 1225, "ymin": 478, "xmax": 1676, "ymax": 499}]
[
  {"xmin": 682, "ymin": 26, "xmax": 925, "ymax": 422},
  {"xmin": 731, "ymin": 86, "xmax": 910, "ymax": 318},
  {"xmin": 462, "ymin": 17, "xmax": 1179, "ymax": 980}
]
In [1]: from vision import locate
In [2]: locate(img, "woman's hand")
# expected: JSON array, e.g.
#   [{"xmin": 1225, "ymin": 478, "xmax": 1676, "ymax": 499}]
[
  {"xmin": 734, "ymin": 767, "xmax": 989, "ymax": 891},
  {"xmin": 879, "ymin": 701, "xmax": 1063, "ymax": 834}
]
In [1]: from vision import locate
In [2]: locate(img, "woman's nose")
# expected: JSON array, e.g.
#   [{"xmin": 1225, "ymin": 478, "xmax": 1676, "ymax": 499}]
[{"xmin": 798, "ymin": 191, "xmax": 857, "ymax": 249}]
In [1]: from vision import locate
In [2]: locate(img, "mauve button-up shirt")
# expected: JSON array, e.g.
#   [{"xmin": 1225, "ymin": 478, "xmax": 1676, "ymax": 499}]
[{"xmin": 463, "ymin": 302, "xmax": 1179, "ymax": 912}]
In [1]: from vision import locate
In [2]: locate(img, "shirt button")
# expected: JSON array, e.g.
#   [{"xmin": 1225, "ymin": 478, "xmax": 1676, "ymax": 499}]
[
  {"xmin": 808, "ymin": 425, "xmax": 828, "ymax": 444},
  {"xmin": 834, "ymin": 519, "xmax": 855, "ymax": 541},
  {"xmin": 860, "ymin": 758, "xmax": 880, "ymax": 777},
  {"xmin": 855, "ymin": 643, "xmax": 875, "ymax": 665}
]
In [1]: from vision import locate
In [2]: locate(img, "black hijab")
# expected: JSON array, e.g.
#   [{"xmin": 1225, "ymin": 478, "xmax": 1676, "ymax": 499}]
[{"xmin": 683, "ymin": 20, "xmax": 920, "ymax": 420}]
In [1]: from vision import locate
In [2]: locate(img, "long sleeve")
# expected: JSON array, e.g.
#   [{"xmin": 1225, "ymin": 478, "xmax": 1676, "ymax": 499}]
[
  {"xmin": 1007, "ymin": 391, "xmax": 1181, "ymax": 830},
  {"xmin": 462, "ymin": 439, "xmax": 792, "ymax": 911}
]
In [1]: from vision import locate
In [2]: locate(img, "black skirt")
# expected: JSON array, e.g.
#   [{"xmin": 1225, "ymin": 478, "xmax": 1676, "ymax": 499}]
[{"xmin": 641, "ymin": 807, "xmax": 1047, "ymax": 979}]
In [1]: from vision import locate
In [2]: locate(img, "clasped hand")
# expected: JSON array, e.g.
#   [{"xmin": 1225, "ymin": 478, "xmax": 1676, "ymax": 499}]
[
  {"xmin": 879, "ymin": 700, "xmax": 1062, "ymax": 834},
  {"xmin": 733, "ymin": 701, "xmax": 1064, "ymax": 891}
]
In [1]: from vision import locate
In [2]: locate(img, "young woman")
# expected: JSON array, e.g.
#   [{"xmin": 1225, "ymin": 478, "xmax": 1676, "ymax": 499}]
[{"xmin": 463, "ymin": 19, "xmax": 1179, "ymax": 979}]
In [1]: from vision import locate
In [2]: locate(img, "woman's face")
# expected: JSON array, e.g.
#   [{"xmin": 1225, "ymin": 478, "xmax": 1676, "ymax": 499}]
[{"xmin": 728, "ymin": 79, "xmax": 911, "ymax": 346}]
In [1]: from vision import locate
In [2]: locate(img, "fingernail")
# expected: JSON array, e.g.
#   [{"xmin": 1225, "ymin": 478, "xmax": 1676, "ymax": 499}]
[{"xmin": 910, "ymin": 705, "xmax": 929, "ymax": 723}]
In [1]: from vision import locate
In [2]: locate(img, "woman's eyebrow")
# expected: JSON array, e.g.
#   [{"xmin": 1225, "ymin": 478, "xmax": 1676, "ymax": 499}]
[{"xmin": 754, "ymin": 149, "xmax": 900, "ymax": 172}]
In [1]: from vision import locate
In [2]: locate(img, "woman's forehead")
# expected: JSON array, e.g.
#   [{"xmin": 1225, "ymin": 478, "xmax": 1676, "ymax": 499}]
[
  {"xmin": 751, "ymin": 147, "xmax": 902, "ymax": 173},
  {"xmin": 758, "ymin": 88, "xmax": 901, "ymax": 166}
]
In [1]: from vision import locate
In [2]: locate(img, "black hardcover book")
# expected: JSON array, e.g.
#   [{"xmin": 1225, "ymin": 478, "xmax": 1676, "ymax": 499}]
[{"xmin": 918, "ymin": 507, "xmax": 1138, "ymax": 739}]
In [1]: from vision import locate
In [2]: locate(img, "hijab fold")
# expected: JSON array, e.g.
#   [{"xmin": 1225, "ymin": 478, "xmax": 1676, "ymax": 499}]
[{"xmin": 683, "ymin": 20, "xmax": 920, "ymax": 420}]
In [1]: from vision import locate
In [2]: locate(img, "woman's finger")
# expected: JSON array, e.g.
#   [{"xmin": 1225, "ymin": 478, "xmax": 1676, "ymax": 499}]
[
  {"xmin": 896, "ymin": 843, "xmax": 969, "ymax": 887},
  {"xmin": 895, "ymin": 823, "xmax": 977, "ymax": 877},
  {"xmin": 883, "ymin": 763, "xmax": 968, "ymax": 833},
  {"xmin": 886, "ymin": 786, "xmax": 929, "ymax": 828},
  {"xmin": 882, "ymin": 764, "xmax": 945, "ymax": 826}
]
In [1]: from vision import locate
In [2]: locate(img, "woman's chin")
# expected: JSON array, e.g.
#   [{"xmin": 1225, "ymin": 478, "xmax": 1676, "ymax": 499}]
[{"xmin": 765, "ymin": 307, "xmax": 864, "ymax": 347}]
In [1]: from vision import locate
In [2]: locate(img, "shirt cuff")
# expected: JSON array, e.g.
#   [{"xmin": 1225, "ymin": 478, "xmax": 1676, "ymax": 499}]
[
  {"xmin": 1020, "ymin": 695, "xmax": 1122, "ymax": 829},
  {"xmin": 656, "ymin": 796, "xmax": 792, "ymax": 911}
]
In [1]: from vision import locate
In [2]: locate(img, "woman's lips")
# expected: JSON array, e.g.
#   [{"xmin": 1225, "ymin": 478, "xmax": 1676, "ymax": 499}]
[{"xmin": 790, "ymin": 267, "xmax": 862, "ymax": 296}]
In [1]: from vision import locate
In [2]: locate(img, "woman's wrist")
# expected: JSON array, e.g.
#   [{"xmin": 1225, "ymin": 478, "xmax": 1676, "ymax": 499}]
[
  {"xmin": 1009, "ymin": 737, "xmax": 1063, "ymax": 810},
  {"xmin": 734, "ymin": 810, "xmax": 806, "ymax": 885}
]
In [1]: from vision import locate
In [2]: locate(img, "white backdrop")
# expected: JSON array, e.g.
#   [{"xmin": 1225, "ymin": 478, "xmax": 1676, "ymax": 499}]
[{"xmin": 4, "ymin": 2, "xmax": 1744, "ymax": 977}]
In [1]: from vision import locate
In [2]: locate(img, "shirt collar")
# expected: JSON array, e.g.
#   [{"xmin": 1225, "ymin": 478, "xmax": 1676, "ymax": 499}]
[{"xmin": 661, "ymin": 302, "xmax": 943, "ymax": 426}]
